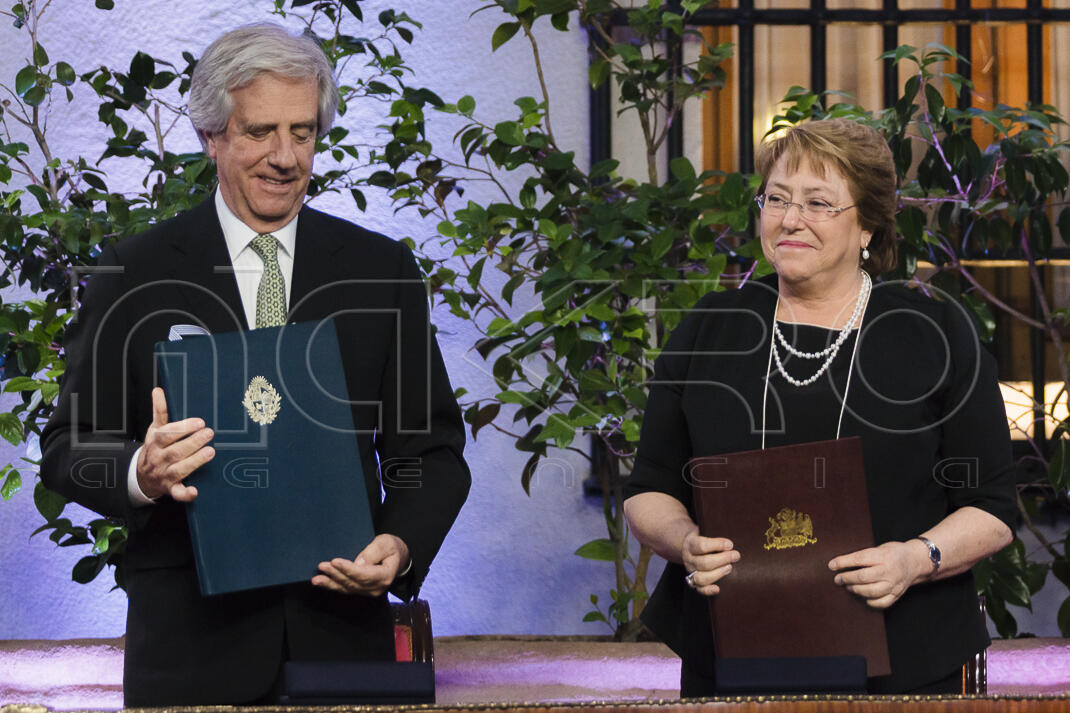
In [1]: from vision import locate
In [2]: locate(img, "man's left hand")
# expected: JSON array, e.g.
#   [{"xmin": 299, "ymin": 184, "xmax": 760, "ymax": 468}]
[{"xmin": 312, "ymin": 534, "xmax": 410, "ymax": 597}]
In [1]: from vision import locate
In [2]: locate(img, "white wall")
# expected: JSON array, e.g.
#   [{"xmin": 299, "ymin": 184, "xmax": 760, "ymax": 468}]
[{"xmin": 0, "ymin": 0, "xmax": 623, "ymax": 639}]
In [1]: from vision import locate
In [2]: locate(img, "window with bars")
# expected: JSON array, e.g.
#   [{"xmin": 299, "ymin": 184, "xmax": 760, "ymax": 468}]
[{"xmin": 594, "ymin": 0, "xmax": 1070, "ymax": 174}]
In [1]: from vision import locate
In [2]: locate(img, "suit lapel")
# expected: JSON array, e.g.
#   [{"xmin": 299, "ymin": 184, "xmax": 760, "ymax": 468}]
[
  {"xmin": 167, "ymin": 196, "xmax": 249, "ymax": 333},
  {"xmin": 289, "ymin": 206, "xmax": 346, "ymax": 321}
]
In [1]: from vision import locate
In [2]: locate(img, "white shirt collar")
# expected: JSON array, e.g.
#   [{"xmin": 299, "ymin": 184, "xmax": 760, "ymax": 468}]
[{"xmin": 214, "ymin": 190, "xmax": 298, "ymax": 261}]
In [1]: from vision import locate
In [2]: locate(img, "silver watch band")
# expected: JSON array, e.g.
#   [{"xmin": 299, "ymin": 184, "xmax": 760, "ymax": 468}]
[{"xmin": 917, "ymin": 535, "xmax": 941, "ymax": 573}]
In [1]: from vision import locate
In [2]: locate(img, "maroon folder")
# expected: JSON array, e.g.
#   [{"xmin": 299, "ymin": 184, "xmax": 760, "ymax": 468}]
[{"xmin": 689, "ymin": 437, "xmax": 891, "ymax": 677}]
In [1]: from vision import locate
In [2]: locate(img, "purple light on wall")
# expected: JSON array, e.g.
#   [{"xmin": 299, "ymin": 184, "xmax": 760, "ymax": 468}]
[
  {"xmin": 0, "ymin": 640, "xmax": 123, "ymax": 709},
  {"xmin": 988, "ymin": 640, "xmax": 1070, "ymax": 695}
]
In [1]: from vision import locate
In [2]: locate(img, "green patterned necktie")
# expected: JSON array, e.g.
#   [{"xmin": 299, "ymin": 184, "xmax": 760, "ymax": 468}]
[{"xmin": 250, "ymin": 233, "xmax": 287, "ymax": 328}]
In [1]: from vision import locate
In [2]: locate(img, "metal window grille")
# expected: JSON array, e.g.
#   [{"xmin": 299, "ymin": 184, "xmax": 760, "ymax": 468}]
[{"xmin": 591, "ymin": 0, "xmax": 1067, "ymax": 172}]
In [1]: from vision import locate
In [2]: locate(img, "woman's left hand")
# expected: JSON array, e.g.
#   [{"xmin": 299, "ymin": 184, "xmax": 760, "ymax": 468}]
[{"xmin": 828, "ymin": 540, "xmax": 930, "ymax": 609}]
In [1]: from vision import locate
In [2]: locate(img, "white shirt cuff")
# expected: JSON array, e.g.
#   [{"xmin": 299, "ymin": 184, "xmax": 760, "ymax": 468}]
[{"xmin": 127, "ymin": 446, "xmax": 156, "ymax": 507}]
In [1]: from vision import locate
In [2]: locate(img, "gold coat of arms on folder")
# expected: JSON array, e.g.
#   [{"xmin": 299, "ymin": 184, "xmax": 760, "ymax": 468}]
[{"xmin": 764, "ymin": 508, "xmax": 817, "ymax": 551}]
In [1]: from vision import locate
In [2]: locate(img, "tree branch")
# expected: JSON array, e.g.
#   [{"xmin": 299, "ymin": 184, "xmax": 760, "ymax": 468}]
[{"xmin": 522, "ymin": 21, "xmax": 556, "ymax": 146}]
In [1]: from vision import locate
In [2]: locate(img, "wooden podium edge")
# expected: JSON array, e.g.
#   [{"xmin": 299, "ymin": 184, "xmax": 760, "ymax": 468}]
[{"xmin": 5, "ymin": 693, "xmax": 1070, "ymax": 713}]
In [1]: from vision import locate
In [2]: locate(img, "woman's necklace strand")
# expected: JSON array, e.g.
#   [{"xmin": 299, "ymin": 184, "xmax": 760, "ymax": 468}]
[{"xmin": 772, "ymin": 271, "xmax": 871, "ymax": 387}]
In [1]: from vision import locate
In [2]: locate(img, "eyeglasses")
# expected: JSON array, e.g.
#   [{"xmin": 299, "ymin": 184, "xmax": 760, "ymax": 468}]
[{"xmin": 755, "ymin": 194, "xmax": 856, "ymax": 222}]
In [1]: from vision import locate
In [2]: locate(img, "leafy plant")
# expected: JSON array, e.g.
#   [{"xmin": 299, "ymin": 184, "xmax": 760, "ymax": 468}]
[{"xmin": 365, "ymin": 0, "xmax": 747, "ymax": 639}]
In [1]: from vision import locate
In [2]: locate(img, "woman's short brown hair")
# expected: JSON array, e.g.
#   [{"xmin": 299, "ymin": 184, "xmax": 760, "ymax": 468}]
[{"xmin": 755, "ymin": 118, "xmax": 898, "ymax": 277}]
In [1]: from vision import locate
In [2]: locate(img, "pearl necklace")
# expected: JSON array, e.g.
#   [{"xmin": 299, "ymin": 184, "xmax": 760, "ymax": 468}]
[{"xmin": 771, "ymin": 270, "xmax": 871, "ymax": 387}]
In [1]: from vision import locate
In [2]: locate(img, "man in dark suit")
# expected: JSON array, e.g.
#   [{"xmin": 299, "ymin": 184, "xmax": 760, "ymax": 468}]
[{"xmin": 40, "ymin": 23, "xmax": 470, "ymax": 706}]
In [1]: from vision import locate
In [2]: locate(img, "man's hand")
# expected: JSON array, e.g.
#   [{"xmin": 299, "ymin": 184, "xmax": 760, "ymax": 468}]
[
  {"xmin": 312, "ymin": 534, "xmax": 410, "ymax": 597},
  {"xmin": 828, "ymin": 540, "xmax": 931, "ymax": 609},
  {"xmin": 136, "ymin": 387, "xmax": 215, "ymax": 502}
]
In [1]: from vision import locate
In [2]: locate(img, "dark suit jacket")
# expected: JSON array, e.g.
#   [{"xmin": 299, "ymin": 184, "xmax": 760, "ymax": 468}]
[{"xmin": 40, "ymin": 196, "xmax": 471, "ymax": 705}]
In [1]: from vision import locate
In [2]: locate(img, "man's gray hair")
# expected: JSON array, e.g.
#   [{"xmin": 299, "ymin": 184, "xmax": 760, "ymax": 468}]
[{"xmin": 189, "ymin": 22, "xmax": 338, "ymax": 149}]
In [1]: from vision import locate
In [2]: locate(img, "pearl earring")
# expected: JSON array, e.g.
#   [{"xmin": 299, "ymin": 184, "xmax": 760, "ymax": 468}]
[{"xmin": 861, "ymin": 247, "xmax": 870, "ymax": 261}]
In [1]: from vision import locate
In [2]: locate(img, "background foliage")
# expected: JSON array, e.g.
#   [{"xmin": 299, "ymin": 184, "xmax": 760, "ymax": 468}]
[
  {"xmin": 370, "ymin": 0, "xmax": 750, "ymax": 638},
  {"xmin": 1, "ymin": 0, "xmax": 1067, "ymax": 640}
]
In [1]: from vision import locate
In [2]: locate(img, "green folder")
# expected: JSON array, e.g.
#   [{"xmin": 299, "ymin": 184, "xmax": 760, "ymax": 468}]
[{"xmin": 155, "ymin": 319, "xmax": 375, "ymax": 596}]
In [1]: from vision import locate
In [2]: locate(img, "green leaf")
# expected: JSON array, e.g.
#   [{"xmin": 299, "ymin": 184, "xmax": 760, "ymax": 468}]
[
  {"xmin": 349, "ymin": 188, "xmax": 366, "ymax": 212},
  {"xmin": 1050, "ymin": 439, "xmax": 1070, "ymax": 491},
  {"xmin": 992, "ymin": 569, "xmax": 1032, "ymax": 609},
  {"xmin": 579, "ymin": 369, "xmax": 614, "ymax": 393},
  {"xmin": 1052, "ymin": 557, "xmax": 1070, "ymax": 588},
  {"xmin": 961, "ymin": 293, "xmax": 996, "ymax": 343},
  {"xmin": 534, "ymin": 413, "xmax": 575, "ymax": 448},
  {"xmin": 1059, "ymin": 596, "xmax": 1070, "ymax": 638},
  {"xmin": 55, "ymin": 61, "xmax": 75, "ymax": 86},
  {"xmin": 0, "ymin": 413, "xmax": 23, "ymax": 446},
  {"xmin": 33, "ymin": 42, "xmax": 48, "ymax": 67},
  {"xmin": 669, "ymin": 156, "xmax": 696, "ymax": 182},
  {"xmin": 588, "ymin": 60, "xmax": 610, "ymax": 89},
  {"xmin": 466, "ymin": 402, "xmax": 500, "ymax": 440},
  {"xmin": 4, "ymin": 376, "xmax": 39, "ymax": 392},
  {"xmin": 341, "ymin": 0, "xmax": 362, "ymax": 20},
  {"xmin": 494, "ymin": 120, "xmax": 526, "ymax": 146},
  {"xmin": 492, "ymin": 22, "xmax": 521, "ymax": 51},
  {"xmin": 590, "ymin": 158, "xmax": 619, "ymax": 178},
  {"xmin": 33, "ymin": 480, "xmax": 66, "ymax": 522},
  {"xmin": 0, "ymin": 466, "xmax": 20, "ymax": 500},
  {"xmin": 92, "ymin": 523, "xmax": 117, "ymax": 555},
  {"xmin": 924, "ymin": 83, "xmax": 945, "ymax": 122},
  {"xmin": 95, "ymin": 0, "xmax": 115, "ymax": 8},
  {"xmin": 575, "ymin": 538, "xmax": 617, "ymax": 561},
  {"xmin": 129, "ymin": 52, "xmax": 155, "ymax": 87},
  {"xmin": 520, "ymin": 452, "xmax": 539, "ymax": 495},
  {"xmin": 72, "ymin": 555, "xmax": 106, "ymax": 584},
  {"xmin": 23, "ymin": 86, "xmax": 46, "ymax": 107},
  {"xmin": 457, "ymin": 95, "xmax": 476, "ymax": 115},
  {"xmin": 982, "ymin": 591, "xmax": 1018, "ymax": 638},
  {"xmin": 582, "ymin": 611, "xmax": 609, "ymax": 623},
  {"xmin": 612, "ymin": 42, "xmax": 641, "ymax": 65},
  {"xmin": 501, "ymin": 274, "xmax": 525, "ymax": 306},
  {"xmin": 15, "ymin": 65, "xmax": 36, "ymax": 96},
  {"xmin": 40, "ymin": 382, "xmax": 59, "ymax": 403},
  {"xmin": 883, "ymin": 44, "xmax": 917, "ymax": 65}
]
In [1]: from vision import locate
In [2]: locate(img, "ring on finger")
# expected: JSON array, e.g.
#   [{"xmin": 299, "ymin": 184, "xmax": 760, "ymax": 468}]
[{"xmin": 685, "ymin": 571, "xmax": 697, "ymax": 589}]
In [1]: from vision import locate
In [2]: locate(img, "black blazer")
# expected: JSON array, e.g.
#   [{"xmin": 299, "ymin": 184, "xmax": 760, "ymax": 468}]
[
  {"xmin": 625, "ymin": 276, "xmax": 1017, "ymax": 692},
  {"xmin": 40, "ymin": 196, "xmax": 471, "ymax": 705}
]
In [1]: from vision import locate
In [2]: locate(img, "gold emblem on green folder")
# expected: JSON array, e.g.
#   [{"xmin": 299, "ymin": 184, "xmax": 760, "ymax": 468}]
[
  {"xmin": 763, "ymin": 507, "xmax": 817, "ymax": 551},
  {"xmin": 243, "ymin": 376, "xmax": 281, "ymax": 425}
]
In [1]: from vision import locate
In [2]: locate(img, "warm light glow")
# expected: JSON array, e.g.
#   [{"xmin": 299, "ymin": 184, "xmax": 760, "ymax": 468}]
[{"xmin": 1000, "ymin": 381, "xmax": 1070, "ymax": 440}]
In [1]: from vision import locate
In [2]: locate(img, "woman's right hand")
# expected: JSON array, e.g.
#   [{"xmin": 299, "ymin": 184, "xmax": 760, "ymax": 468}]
[{"xmin": 682, "ymin": 529, "xmax": 740, "ymax": 596}]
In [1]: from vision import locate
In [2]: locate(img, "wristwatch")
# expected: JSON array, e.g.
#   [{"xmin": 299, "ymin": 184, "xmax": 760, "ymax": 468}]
[{"xmin": 917, "ymin": 536, "xmax": 941, "ymax": 573}]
